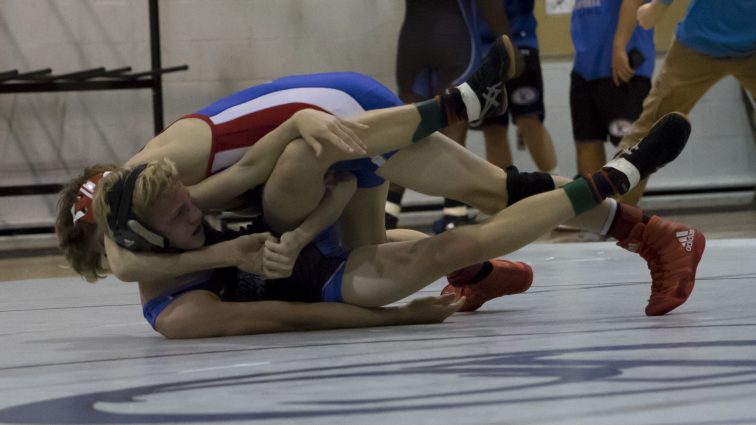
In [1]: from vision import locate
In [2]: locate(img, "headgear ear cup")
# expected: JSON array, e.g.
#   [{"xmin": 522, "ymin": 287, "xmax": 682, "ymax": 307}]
[{"xmin": 105, "ymin": 164, "xmax": 168, "ymax": 251}]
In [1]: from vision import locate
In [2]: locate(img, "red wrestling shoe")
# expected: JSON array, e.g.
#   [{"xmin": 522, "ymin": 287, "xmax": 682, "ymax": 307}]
[
  {"xmin": 441, "ymin": 259, "xmax": 533, "ymax": 312},
  {"xmin": 617, "ymin": 216, "xmax": 705, "ymax": 316}
]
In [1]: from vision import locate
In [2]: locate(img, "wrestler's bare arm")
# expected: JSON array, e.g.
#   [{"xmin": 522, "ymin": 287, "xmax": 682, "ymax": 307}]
[
  {"xmin": 104, "ymin": 172, "xmax": 355, "ymax": 283},
  {"xmin": 105, "ymin": 232, "xmax": 274, "ymax": 282},
  {"xmin": 262, "ymin": 172, "xmax": 358, "ymax": 279},
  {"xmin": 189, "ymin": 110, "xmax": 366, "ymax": 211},
  {"xmin": 154, "ymin": 291, "xmax": 463, "ymax": 339},
  {"xmin": 612, "ymin": 0, "xmax": 646, "ymax": 86}
]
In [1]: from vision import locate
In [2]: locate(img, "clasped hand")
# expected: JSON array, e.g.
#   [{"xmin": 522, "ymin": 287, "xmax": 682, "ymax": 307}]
[
  {"xmin": 227, "ymin": 231, "xmax": 306, "ymax": 279},
  {"xmin": 293, "ymin": 109, "xmax": 369, "ymax": 157}
]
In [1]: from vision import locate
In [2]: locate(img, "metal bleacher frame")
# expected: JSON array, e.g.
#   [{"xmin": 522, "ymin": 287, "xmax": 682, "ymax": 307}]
[{"xmin": 0, "ymin": 0, "xmax": 187, "ymax": 203}]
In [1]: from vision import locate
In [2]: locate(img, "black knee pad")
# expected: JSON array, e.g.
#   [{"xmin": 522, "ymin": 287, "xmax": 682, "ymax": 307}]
[{"xmin": 505, "ymin": 166, "xmax": 556, "ymax": 206}]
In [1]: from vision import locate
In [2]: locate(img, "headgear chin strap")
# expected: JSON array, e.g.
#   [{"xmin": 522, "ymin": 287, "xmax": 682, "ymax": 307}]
[
  {"xmin": 71, "ymin": 171, "xmax": 111, "ymax": 224},
  {"xmin": 105, "ymin": 164, "xmax": 169, "ymax": 252}
]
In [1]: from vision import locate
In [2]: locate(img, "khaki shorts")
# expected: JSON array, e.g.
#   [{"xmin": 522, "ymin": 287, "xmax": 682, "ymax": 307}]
[{"xmin": 621, "ymin": 39, "xmax": 756, "ymax": 148}]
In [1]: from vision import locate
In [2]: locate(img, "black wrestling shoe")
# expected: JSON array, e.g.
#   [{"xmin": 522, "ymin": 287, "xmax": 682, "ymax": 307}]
[
  {"xmin": 463, "ymin": 35, "xmax": 517, "ymax": 124},
  {"xmin": 602, "ymin": 112, "xmax": 692, "ymax": 195}
]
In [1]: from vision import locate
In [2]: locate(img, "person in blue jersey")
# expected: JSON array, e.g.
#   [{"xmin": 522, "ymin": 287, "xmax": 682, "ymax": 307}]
[
  {"xmin": 570, "ymin": 0, "xmax": 656, "ymax": 178},
  {"xmin": 618, "ymin": 0, "xmax": 756, "ymax": 206},
  {"xmin": 387, "ymin": 0, "xmax": 473, "ymax": 233},
  {"xmin": 471, "ymin": 0, "xmax": 559, "ymax": 177},
  {"xmin": 388, "ymin": 0, "xmax": 513, "ymax": 233}
]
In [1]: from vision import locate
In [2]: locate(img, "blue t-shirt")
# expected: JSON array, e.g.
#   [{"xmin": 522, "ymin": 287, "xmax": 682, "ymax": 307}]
[
  {"xmin": 476, "ymin": 0, "xmax": 538, "ymax": 50},
  {"xmin": 571, "ymin": 0, "xmax": 655, "ymax": 80},
  {"xmin": 660, "ymin": 0, "xmax": 756, "ymax": 58},
  {"xmin": 505, "ymin": 0, "xmax": 538, "ymax": 50}
]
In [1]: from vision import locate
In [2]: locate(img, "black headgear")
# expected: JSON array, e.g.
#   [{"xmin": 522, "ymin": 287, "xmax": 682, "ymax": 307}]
[{"xmin": 105, "ymin": 163, "xmax": 169, "ymax": 252}]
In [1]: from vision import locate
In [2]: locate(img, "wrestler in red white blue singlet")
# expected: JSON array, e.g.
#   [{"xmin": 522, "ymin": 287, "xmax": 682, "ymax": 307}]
[
  {"xmin": 141, "ymin": 73, "xmax": 404, "ymax": 328},
  {"xmin": 184, "ymin": 72, "xmax": 403, "ymax": 187}
]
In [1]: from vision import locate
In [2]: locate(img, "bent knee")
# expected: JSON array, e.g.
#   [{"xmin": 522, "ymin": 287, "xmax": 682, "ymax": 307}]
[{"xmin": 277, "ymin": 138, "xmax": 325, "ymax": 170}]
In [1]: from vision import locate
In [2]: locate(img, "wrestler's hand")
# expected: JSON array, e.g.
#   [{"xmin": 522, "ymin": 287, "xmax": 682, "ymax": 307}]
[
  {"xmin": 293, "ymin": 109, "xmax": 368, "ymax": 157},
  {"xmin": 637, "ymin": 1, "xmax": 668, "ymax": 30},
  {"xmin": 262, "ymin": 231, "xmax": 307, "ymax": 279},
  {"xmin": 611, "ymin": 47, "xmax": 635, "ymax": 86},
  {"xmin": 232, "ymin": 232, "xmax": 276, "ymax": 274},
  {"xmin": 400, "ymin": 294, "xmax": 465, "ymax": 324}
]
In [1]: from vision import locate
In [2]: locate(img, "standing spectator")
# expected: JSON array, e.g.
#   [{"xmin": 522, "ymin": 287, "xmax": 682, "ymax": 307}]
[
  {"xmin": 473, "ymin": 0, "xmax": 559, "ymax": 175},
  {"xmin": 570, "ymin": 0, "xmax": 655, "ymax": 178},
  {"xmin": 387, "ymin": 0, "xmax": 501, "ymax": 233},
  {"xmin": 618, "ymin": 0, "xmax": 756, "ymax": 206}
]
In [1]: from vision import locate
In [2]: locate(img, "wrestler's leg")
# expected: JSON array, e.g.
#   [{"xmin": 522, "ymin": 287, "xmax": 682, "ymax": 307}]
[
  {"xmin": 263, "ymin": 116, "xmax": 505, "ymax": 235},
  {"xmin": 264, "ymin": 37, "xmax": 517, "ymax": 233},
  {"xmin": 343, "ymin": 112, "xmax": 693, "ymax": 307},
  {"xmin": 338, "ymin": 183, "xmax": 390, "ymax": 249},
  {"xmin": 386, "ymin": 228, "xmax": 429, "ymax": 243},
  {"xmin": 376, "ymin": 131, "xmax": 510, "ymax": 215},
  {"xmin": 341, "ymin": 188, "xmax": 575, "ymax": 307},
  {"xmin": 376, "ymin": 132, "xmax": 602, "ymax": 228}
]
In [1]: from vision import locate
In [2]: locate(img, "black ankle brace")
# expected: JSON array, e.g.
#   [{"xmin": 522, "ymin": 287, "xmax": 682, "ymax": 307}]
[{"xmin": 505, "ymin": 166, "xmax": 556, "ymax": 206}]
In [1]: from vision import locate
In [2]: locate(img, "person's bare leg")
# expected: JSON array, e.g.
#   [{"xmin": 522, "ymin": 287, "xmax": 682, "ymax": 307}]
[
  {"xmin": 576, "ymin": 141, "xmax": 606, "ymax": 177},
  {"xmin": 386, "ymin": 228, "xmax": 429, "ymax": 242},
  {"xmin": 342, "ymin": 188, "xmax": 575, "ymax": 307},
  {"xmin": 262, "ymin": 101, "xmax": 477, "ymax": 234},
  {"xmin": 338, "ymin": 183, "xmax": 390, "ymax": 249},
  {"xmin": 516, "ymin": 115, "xmax": 558, "ymax": 172},
  {"xmin": 263, "ymin": 138, "xmax": 334, "ymax": 233},
  {"xmin": 377, "ymin": 131, "xmax": 510, "ymax": 215},
  {"xmin": 342, "ymin": 112, "xmax": 695, "ymax": 307},
  {"xmin": 266, "ymin": 36, "xmax": 518, "ymax": 232},
  {"xmin": 483, "ymin": 125, "xmax": 513, "ymax": 168}
]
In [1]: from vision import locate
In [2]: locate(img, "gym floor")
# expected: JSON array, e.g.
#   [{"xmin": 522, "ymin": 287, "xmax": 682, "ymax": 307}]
[{"xmin": 0, "ymin": 207, "xmax": 755, "ymax": 424}]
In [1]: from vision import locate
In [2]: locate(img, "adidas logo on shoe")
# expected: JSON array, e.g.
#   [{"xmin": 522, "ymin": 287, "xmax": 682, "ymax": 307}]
[{"xmin": 676, "ymin": 229, "xmax": 696, "ymax": 252}]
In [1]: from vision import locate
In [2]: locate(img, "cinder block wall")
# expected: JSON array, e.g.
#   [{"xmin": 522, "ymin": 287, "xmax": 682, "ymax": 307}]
[{"xmin": 1, "ymin": 0, "xmax": 753, "ymax": 228}]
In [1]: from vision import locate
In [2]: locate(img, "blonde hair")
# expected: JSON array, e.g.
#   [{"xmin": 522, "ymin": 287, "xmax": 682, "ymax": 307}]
[
  {"xmin": 55, "ymin": 163, "xmax": 118, "ymax": 282},
  {"xmin": 92, "ymin": 158, "xmax": 181, "ymax": 237}
]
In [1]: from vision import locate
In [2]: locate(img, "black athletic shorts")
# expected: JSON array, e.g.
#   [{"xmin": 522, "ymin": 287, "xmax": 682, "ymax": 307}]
[
  {"xmin": 473, "ymin": 47, "xmax": 545, "ymax": 129},
  {"xmin": 570, "ymin": 71, "xmax": 651, "ymax": 146},
  {"xmin": 220, "ymin": 244, "xmax": 345, "ymax": 303}
]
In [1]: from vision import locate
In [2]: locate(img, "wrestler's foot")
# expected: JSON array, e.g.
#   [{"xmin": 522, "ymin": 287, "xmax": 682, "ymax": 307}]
[
  {"xmin": 616, "ymin": 216, "xmax": 705, "ymax": 316},
  {"xmin": 595, "ymin": 112, "xmax": 692, "ymax": 196},
  {"xmin": 441, "ymin": 259, "xmax": 533, "ymax": 312},
  {"xmin": 453, "ymin": 35, "xmax": 516, "ymax": 124}
]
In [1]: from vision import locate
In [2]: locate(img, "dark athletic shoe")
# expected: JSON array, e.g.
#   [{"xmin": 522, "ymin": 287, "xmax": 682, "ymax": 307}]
[
  {"xmin": 464, "ymin": 35, "xmax": 516, "ymax": 124},
  {"xmin": 602, "ymin": 112, "xmax": 692, "ymax": 195}
]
